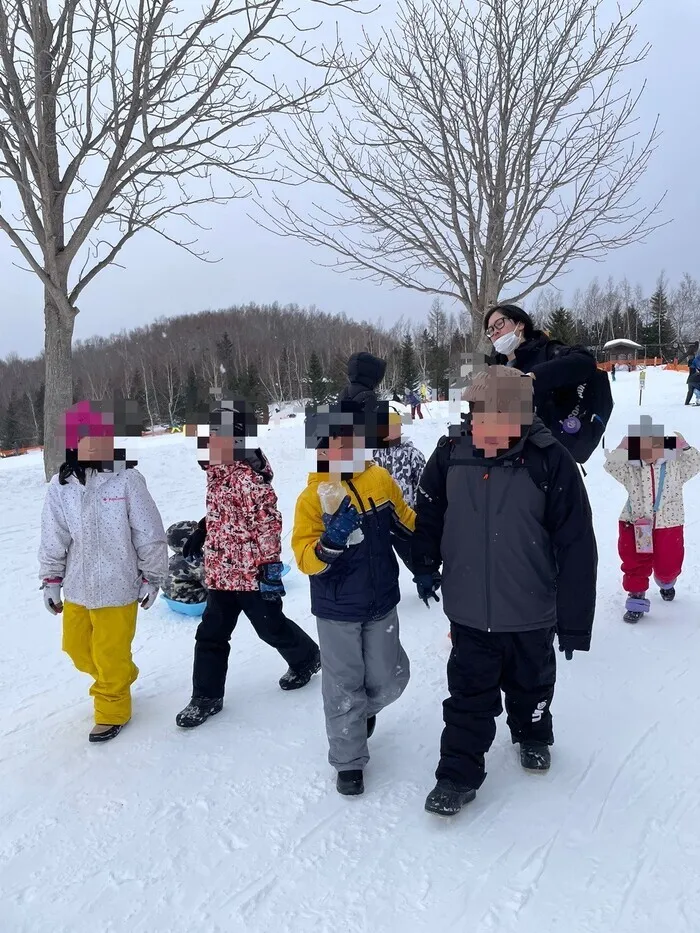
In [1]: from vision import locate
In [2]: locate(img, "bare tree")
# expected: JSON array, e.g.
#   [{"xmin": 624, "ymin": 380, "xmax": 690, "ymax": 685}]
[
  {"xmin": 0, "ymin": 0, "xmax": 362, "ymax": 478},
  {"xmin": 670, "ymin": 273, "xmax": 700, "ymax": 343},
  {"xmin": 263, "ymin": 0, "xmax": 663, "ymax": 337}
]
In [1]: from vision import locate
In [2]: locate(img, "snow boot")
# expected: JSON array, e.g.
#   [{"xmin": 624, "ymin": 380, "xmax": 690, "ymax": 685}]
[
  {"xmin": 520, "ymin": 742, "xmax": 551, "ymax": 772},
  {"xmin": 424, "ymin": 779, "xmax": 476, "ymax": 816},
  {"xmin": 175, "ymin": 696, "xmax": 223, "ymax": 728},
  {"xmin": 367, "ymin": 715, "xmax": 376, "ymax": 739},
  {"xmin": 337, "ymin": 769, "xmax": 364, "ymax": 796},
  {"xmin": 278, "ymin": 652, "xmax": 321, "ymax": 691},
  {"xmin": 660, "ymin": 586, "xmax": 676, "ymax": 602},
  {"xmin": 89, "ymin": 723, "xmax": 127, "ymax": 743},
  {"xmin": 623, "ymin": 593, "xmax": 650, "ymax": 624}
]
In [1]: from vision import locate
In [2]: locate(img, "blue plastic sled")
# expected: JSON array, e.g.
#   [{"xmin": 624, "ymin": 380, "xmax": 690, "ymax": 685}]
[
  {"xmin": 162, "ymin": 565, "xmax": 291, "ymax": 618},
  {"xmin": 161, "ymin": 596, "xmax": 206, "ymax": 617}
]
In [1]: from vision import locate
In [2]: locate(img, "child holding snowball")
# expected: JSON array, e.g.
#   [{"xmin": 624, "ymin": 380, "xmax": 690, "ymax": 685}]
[
  {"xmin": 604, "ymin": 416, "xmax": 700, "ymax": 623},
  {"xmin": 38, "ymin": 400, "xmax": 167, "ymax": 743},
  {"xmin": 292, "ymin": 401, "xmax": 415, "ymax": 798}
]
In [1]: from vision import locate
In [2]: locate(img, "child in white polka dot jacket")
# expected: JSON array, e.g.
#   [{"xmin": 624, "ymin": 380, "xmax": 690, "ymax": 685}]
[
  {"xmin": 604, "ymin": 421, "xmax": 700, "ymax": 623},
  {"xmin": 38, "ymin": 409, "xmax": 167, "ymax": 744}
]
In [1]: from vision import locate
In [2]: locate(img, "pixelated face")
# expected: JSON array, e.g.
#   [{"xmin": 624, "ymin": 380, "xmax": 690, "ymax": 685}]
[
  {"xmin": 471, "ymin": 410, "xmax": 528, "ymax": 457},
  {"xmin": 306, "ymin": 402, "xmax": 384, "ymax": 477},
  {"xmin": 77, "ymin": 434, "xmax": 115, "ymax": 462},
  {"xmin": 627, "ymin": 417, "xmax": 677, "ymax": 464},
  {"xmin": 61, "ymin": 398, "xmax": 141, "ymax": 468},
  {"xmin": 189, "ymin": 394, "xmax": 259, "ymax": 466}
]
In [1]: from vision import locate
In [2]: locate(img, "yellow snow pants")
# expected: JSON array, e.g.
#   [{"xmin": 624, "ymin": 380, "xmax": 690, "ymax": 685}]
[{"xmin": 62, "ymin": 601, "xmax": 139, "ymax": 725}]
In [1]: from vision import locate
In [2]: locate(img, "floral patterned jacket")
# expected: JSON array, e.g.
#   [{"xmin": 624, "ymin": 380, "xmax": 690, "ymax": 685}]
[{"xmin": 203, "ymin": 452, "xmax": 282, "ymax": 591}]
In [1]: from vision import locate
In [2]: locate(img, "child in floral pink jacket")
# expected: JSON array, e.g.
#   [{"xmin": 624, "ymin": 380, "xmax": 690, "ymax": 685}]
[
  {"xmin": 175, "ymin": 402, "xmax": 320, "ymax": 729},
  {"xmin": 604, "ymin": 417, "xmax": 700, "ymax": 623}
]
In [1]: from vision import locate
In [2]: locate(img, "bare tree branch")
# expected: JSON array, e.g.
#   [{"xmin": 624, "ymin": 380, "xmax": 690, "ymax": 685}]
[
  {"xmin": 0, "ymin": 0, "xmax": 366, "ymax": 478},
  {"xmin": 259, "ymin": 0, "xmax": 665, "ymax": 331}
]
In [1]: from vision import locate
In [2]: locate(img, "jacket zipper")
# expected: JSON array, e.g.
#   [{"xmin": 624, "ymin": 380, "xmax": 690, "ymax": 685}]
[
  {"xmin": 484, "ymin": 466, "xmax": 491, "ymax": 632},
  {"xmin": 650, "ymin": 464, "xmax": 656, "ymax": 529},
  {"xmin": 347, "ymin": 479, "xmax": 377, "ymax": 618}
]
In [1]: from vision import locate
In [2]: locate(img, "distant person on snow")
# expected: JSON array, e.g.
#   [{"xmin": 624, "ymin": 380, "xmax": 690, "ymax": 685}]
[
  {"xmin": 175, "ymin": 399, "xmax": 321, "ymax": 729},
  {"xmin": 406, "ymin": 388, "xmax": 423, "ymax": 420},
  {"xmin": 603, "ymin": 417, "xmax": 700, "ymax": 623},
  {"xmin": 338, "ymin": 352, "xmax": 386, "ymax": 411},
  {"xmin": 293, "ymin": 401, "xmax": 415, "ymax": 798},
  {"xmin": 38, "ymin": 400, "xmax": 167, "ymax": 744},
  {"xmin": 685, "ymin": 355, "xmax": 700, "ymax": 405},
  {"xmin": 412, "ymin": 366, "xmax": 597, "ymax": 817}
]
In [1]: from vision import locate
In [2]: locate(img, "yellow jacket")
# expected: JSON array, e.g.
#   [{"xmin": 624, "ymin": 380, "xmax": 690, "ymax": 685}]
[{"xmin": 292, "ymin": 464, "xmax": 415, "ymax": 621}]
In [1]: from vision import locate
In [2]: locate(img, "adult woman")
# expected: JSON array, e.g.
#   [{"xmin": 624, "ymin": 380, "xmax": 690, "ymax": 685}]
[{"xmin": 484, "ymin": 304, "xmax": 598, "ymax": 446}]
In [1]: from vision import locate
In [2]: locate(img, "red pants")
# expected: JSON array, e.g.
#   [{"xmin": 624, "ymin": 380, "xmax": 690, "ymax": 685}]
[
  {"xmin": 618, "ymin": 522, "xmax": 684, "ymax": 593},
  {"xmin": 411, "ymin": 404, "xmax": 423, "ymax": 419}
]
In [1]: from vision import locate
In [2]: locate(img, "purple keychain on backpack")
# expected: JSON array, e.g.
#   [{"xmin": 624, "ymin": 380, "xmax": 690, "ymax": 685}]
[{"xmin": 561, "ymin": 416, "xmax": 581, "ymax": 434}]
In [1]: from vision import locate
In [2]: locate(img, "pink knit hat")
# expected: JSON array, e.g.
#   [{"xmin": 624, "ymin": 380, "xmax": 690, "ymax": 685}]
[{"xmin": 63, "ymin": 401, "xmax": 115, "ymax": 449}]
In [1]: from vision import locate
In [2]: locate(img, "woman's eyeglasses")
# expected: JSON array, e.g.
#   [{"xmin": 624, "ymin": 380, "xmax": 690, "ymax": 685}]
[{"xmin": 485, "ymin": 315, "xmax": 509, "ymax": 338}]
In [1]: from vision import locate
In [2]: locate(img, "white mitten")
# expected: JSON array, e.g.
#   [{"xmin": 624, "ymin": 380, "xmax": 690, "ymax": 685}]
[
  {"xmin": 138, "ymin": 578, "xmax": 159, "ymax": 610},
  {"xmin": 42, "ymin": 578, "xmax": 63, "ymax": 615}
]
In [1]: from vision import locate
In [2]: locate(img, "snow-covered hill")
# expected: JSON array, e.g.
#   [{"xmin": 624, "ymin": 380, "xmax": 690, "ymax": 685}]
[{"xmin": 2, "ymin": 368, "xmax": 699, "ymax": 933}]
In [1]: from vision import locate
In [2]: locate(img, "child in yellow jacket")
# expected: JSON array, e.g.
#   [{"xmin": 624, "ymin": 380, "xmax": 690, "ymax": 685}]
[{"xmin": 292, "ymin": 402, "xmax": 415, "ymax": 797}]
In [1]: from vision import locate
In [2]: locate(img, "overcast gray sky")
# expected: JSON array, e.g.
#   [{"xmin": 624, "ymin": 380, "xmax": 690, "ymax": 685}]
[{"xmin": 1, "ymin": 0, "xmax": 698, "ymax": 360}]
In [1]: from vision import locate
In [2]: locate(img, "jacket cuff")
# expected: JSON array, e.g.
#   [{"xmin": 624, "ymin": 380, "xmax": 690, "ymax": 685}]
[{"xmin": 557, "ymin": 630, "xmax": 591, "ymax": 652}]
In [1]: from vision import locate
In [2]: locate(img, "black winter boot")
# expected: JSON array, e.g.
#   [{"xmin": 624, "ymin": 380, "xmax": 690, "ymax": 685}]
[
  {"xmin": 337, "ymin": 770, "xmax": 364, "ymax": 796},
  {"xmin": 89, "ymin": 723, "xmax": 126, "ymax": 743},
  {"xmin": 520, "ymin": 742, "xmax": 551, "ymax": 772},
  {"xmin": 278, "ymin": 652, "xmax": 321, "ymax": 691},
  {"xmin": 176, "ymin": 697, "xmax": 223, "ymax": 728},
  {"xmin": 660, "ymin": 586, "xmax": 676, "ymax": 601},
  {"xmin": 424, "ymin": 779, "xmax": 476, "ymax": 816},
  {"xmin": 623, "ymin": 593, "xmax": 650, "ymax": 623}
]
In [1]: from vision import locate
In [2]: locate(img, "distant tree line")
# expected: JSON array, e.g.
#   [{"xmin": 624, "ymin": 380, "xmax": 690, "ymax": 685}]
[
  {"xmin": 531, "ymin": 273, "xmax": 700, "ymax": 361},
  {"xmin": 2, "ymin": 272, "xmax": 700, "ymax": 449}
]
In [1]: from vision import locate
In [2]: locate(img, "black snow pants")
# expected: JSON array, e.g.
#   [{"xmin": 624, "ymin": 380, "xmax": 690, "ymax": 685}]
[
  {"xmin": 192, "ymin": 590, "xmax": 319, "ymax": 698},
  {"xmin": 436, "ymin": 623, "xmax": 557, "ymax": 789}
]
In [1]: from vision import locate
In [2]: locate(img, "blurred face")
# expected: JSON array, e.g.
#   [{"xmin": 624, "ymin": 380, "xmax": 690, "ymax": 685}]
[
  {"xmin": 386, "ymin": 420, "xmax": 401, "ymax": 443},
  {"xmin": 317, "ymin": 433, "xmax": 367, "ymax": 475},
  {"xmin": 208, "ymin": 432, "xmax": 235, "ymax": 465},
  {"xmin": 471, "ymin": 411, "xmax": 526, "ymax": 457},
  {"xmin": 639, "ymin": 435, "xmax": 664, "ymax": 464},
  {"xmin": 77, "ymin": 435, "xmax": 114, "ymax": 462}
]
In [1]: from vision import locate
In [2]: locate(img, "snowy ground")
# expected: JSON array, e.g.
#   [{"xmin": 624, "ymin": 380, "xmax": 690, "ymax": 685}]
[{"xmin": 2, "ymin": 368, "xmax": 700, "ymax": 933}]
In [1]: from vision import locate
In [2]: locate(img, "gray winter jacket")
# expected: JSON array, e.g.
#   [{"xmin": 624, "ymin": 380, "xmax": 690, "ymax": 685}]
[{"xmin": 412, "ymin": 418, "xmax": 597, "ymax": 650}]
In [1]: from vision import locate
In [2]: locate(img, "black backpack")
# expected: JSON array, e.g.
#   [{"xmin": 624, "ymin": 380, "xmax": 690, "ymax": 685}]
[{"xmin": 550, "ymin": 364, "xmax": 613, "ymax": 464}]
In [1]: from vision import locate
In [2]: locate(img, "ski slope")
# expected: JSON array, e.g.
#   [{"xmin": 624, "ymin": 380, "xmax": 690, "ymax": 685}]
[{"xmin": 2, "ymin": 368, "xmax": 699, "ymax": 933}]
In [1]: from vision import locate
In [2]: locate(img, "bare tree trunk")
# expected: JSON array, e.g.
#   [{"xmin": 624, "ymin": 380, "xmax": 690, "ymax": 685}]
[{"xmin": 43, "ymin": 295, "xmax": 75, "ymax": 479}]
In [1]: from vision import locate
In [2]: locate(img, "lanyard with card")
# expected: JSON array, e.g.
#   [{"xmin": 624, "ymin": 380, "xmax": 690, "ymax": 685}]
[{"xmin": 633, "ymin": 461, "xmax": 666, "ymax": 554}]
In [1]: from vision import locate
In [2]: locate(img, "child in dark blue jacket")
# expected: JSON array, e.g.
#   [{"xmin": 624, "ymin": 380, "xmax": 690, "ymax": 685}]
[{"xmin": 292, "ymin": 403, "xmax": 415, "ymax": 797}]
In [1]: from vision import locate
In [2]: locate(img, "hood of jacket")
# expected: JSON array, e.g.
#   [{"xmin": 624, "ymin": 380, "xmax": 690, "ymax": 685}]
[{"xmin": 346, "ymin": 352, "xmax": 387, "ymax": 389}]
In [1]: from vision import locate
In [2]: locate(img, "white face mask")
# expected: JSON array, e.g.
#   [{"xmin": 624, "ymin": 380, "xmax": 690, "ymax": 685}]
[{"xmin": 492, "ymin": 329, "xmax": 522, "ymax": 356}]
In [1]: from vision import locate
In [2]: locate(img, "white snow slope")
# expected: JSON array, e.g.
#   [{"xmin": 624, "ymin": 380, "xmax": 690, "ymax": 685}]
[{"xmin": 2, "ymin": 368, "xmax": 700, "ymax": 933}]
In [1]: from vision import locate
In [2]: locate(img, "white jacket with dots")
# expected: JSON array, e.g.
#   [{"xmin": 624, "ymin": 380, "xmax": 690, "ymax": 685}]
[
  {"xmin": 603, "ymin": 445, "xmax": 700, "ymax": 529},
  {"xmin": 38, "ymin": 468, "xmax": 167, "ymax": 609}
]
